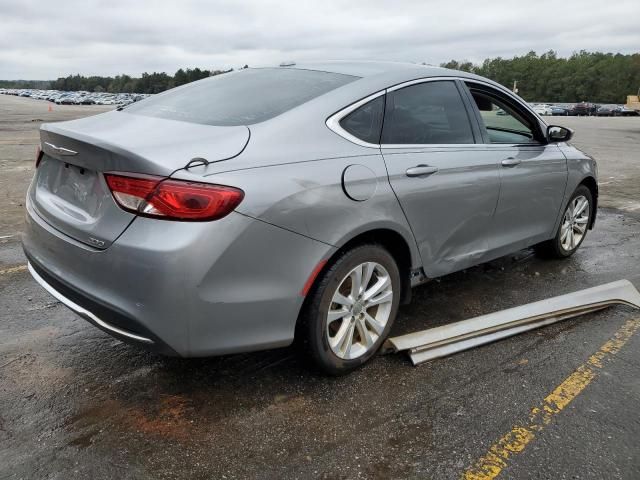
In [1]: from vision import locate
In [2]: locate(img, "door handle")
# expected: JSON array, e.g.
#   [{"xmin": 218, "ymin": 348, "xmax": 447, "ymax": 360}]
[
  {"xmin": 501, "ymin": 157, "xmax": 522, "ymax": 167},
  {"xmin": 406, "ymin": 165, "xmax": 439, "ymax": 177}
]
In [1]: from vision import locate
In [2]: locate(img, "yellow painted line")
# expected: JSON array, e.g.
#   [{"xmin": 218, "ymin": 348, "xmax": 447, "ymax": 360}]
[
  {"xmin": 462, "ymin": 317, "xmax": 640, "ymax": 480},
  {"xmin": 0, "ymin": 265, "xmax": 27, "ymax": 276}
]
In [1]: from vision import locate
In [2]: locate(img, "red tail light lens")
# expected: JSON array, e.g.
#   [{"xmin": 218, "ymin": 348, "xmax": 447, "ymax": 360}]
[{"xmin": 104, "ymin": 173, "xmax": 244, "ymax": 221}]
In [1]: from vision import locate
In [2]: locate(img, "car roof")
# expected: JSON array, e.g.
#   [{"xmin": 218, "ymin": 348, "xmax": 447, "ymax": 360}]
[
  {"xmin": 243, "ymin": 61, "xmax": 523, "ymax": 123},
  {"xmin": 281, "ymin": 60, "xmax": 443, "ymax": 77},
  {"xmin": 272, "ymin": 60, "xmax": 490, "ymax": 85}
]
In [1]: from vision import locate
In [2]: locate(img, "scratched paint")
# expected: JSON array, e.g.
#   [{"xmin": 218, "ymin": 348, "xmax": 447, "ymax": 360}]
[{"xmin": 462, "ymin": 317, "xmax": 640, "ymax": 480}]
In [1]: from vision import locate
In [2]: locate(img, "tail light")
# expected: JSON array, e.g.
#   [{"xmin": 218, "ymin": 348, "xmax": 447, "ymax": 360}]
[{"xmin": 104, "ymin": 173, "xmax": 244, "ymax": 221}]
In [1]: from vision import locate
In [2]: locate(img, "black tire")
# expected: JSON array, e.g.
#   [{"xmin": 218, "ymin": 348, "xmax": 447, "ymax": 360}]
[
  {"xmin": 535, "ymin": 185, "xmax": 593, "ymax": 259},
  {"xmin": 298, "ymin": 244, "xmax": 401, "ymax": 375}
]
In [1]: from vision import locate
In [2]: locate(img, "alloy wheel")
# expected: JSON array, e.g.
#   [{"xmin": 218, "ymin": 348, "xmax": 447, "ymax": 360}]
[
  {"xmin": 560, "ymin": 195, "xmax": 589, "ymax": 251},
  {"xmin": 326, "ymin": 262, "xmax": 393, "ymax": 360}
]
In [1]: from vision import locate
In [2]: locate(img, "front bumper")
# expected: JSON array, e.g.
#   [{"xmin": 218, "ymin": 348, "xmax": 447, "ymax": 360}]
[{"xmin": 23, "ymin": 197, "xmax": 334, "ymax": 357}]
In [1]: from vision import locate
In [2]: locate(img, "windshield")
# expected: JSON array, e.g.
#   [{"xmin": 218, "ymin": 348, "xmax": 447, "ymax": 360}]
[{"xmin": 125, "ymin": 68, "xmax": 358, "ymax": 126}]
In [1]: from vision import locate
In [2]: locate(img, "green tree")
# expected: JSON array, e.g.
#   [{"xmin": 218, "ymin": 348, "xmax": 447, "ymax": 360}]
[
  {"xmin": 174, "ymin": 68, "xmax": 188, "ymax": 87},
  {"xmin": 442, "ymin": 51, "xmax": 640, "ymax": 103}
]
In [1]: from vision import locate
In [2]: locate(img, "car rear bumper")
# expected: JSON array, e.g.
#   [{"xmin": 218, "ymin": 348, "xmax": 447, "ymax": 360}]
[
  {"xmin": 23, "ymin": 195, "xmax": 334, "ymax": 357},
  {"xmin": 26, "ymin": 258, "xmax": 179, "ymax": 354}
]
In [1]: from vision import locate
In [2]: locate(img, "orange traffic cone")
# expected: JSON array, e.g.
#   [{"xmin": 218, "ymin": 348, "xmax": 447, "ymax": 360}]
[{"xmin": 48, "ymin": 105, "xmax": 52, "ymax": 112}]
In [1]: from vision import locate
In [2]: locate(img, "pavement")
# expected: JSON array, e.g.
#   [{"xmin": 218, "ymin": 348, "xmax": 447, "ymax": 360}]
[
  {"xmin": 1, "ymin": 95, "xmax": 639, "ymax": 479},
  {"xmin": 550, "ymin": 115, "xmax": 640, "ymax": 213},
  {"xmin": 0, "ymin": 94, "xmax": 111, "ymax": 238}
]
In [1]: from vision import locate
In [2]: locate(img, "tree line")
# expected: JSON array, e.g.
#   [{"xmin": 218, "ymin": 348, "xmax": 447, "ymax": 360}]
[
  {"xmin": 441, "ymin": 50, "xmax": 640, "ymax": 103},
  {"xmin": 0, "ymin": 79, "xmax": 50, "ymax": 89},
  {"xmin": 48, "ymin": 67, "xmax": 236, "ymax": 94},
  {"xmin": 2, "ymin": 51, "xmax": 639, "ymax": 102},
  {"xmin": 0, "ymin": 68, "xmax": 231, "ymax": 93}
]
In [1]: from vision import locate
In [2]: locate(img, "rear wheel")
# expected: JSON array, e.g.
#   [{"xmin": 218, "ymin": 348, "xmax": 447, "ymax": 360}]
[
  {"xmin": 535, "ymin": 185, "xmax": 593, "ymax": 258},
  {"xmin": 299, "ymin": 244, "xmax": 400, "ymax": 375}
]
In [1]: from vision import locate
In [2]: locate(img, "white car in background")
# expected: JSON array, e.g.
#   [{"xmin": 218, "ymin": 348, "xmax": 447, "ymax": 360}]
[{"xmin": 533, "ymin": 104, "xmax": 553, "ymax": 116}]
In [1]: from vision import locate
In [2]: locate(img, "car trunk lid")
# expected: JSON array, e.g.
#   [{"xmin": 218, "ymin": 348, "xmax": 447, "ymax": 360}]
[{"xmin": 30, "ymin": 111, "xmax": 249, "ymax": 249}]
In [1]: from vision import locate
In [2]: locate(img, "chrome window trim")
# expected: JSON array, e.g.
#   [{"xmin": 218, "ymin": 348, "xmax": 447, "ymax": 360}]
[
  {"xmin": 463, "ymin": 78, "xmax": 547, "ymax": 127},
  {"xmin": 327, "ymin": 76, "xmax": 520, "ymax": 149},
  {"xmin": 385, "ymin": 75, "xmax": 457, "ymax": 93},
  {"xmin": 381, "ymin": 143, "xmax": 499, "ymax": 151},
  {"xmin": 326, "ymin": 90, "xmax": 386, "ymax": 148},
  {"xmin": 27, "ymin": 262, "xmax": 154, "ymax": 344}
]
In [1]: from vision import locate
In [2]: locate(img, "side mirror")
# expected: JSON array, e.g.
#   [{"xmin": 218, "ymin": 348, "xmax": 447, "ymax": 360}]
[{"xmin": 547, "ymin": 125, "xmax": 573, "ymax": 143}]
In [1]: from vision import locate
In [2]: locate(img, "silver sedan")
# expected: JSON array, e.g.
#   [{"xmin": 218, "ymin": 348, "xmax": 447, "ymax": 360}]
[{"xmin": 23, "ymin": 62, "xmax": 597, "ymax": 374}]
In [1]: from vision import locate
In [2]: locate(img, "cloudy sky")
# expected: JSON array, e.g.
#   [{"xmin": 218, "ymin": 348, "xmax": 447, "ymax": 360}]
[{"xmin": 1, "ymin": 0, "xmax": 638, "ymax": 79}]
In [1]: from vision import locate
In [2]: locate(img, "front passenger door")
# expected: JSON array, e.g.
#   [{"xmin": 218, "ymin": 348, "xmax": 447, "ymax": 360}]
[{"xmin": 464, "ymin": 84, "xmax": 568, "ymax": 256}]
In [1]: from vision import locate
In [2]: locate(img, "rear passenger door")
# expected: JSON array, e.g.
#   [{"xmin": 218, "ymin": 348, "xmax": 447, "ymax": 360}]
[
  {"xmin": 462, "ymin": 82, "xmax": 568, "ymax": 256},
  {"xmin": 381, "ymin": 79, "xmax": 502, "ymax": 278}
]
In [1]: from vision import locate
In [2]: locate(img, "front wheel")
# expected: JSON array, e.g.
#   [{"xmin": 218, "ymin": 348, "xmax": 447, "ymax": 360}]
[
  {"xmin": 535, "ymin": 185, "xmax": 593, "ymax": 258},
  {"xmin": 299, "ymin": 244, "xmax": 401, "ymax": 375}
]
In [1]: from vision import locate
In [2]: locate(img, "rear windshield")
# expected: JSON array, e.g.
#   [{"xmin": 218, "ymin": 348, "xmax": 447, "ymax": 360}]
[{"xmin": 125, "ymin": 68, "xmax": 358, "ymax": 126}]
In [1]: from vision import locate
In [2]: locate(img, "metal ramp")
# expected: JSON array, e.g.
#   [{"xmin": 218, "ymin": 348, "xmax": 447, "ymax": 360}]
[{"xmin": 385, "ymin": 280, "xmax": 640, "ymax": 366}]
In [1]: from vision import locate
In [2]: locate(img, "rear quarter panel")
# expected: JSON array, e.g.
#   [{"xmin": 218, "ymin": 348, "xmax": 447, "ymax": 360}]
[
  {"xmin": 175, "ymin": 153, "xmax": 422, "ymax": 271},
  {"xmin": 172, "ymin": 99, "xmax": 423, "ymax": 271}
]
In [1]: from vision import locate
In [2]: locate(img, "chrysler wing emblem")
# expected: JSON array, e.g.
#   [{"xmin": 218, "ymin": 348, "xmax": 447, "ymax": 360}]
[{"xmin": 44, "ymin": 142, "xmax": 78, "ymax": 156}]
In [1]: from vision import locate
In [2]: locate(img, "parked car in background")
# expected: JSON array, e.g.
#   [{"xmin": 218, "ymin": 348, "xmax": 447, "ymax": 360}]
[
  {"xmin": 22, "ymin": 62, "xmax": 598, "ymax": 374},
  {"xmin": 75, "ymin": 94, "xmax": 95, "ymax": 105},
  {"xmin": 551, "ymin": 105, "xmax": 569, "ymax": 116},
  {"xmin": 55, "ymin": 95, "xmax": 75, "ymax": 105},
  {"xmin": 573, "ymin": 102, "xmax": 597, "ymax": 116},
  {"xmin": 614, "ymin": 105, "xmax": 640, "ymax": 116},
  {"xmin": 0, "ymin": 88, "xmax": 151, "ymax": 107},
  {"xmin": 596, "ymin": 105, "xmax": 617, "ymax": 116},
  {"xmin": 532, "ymin": 104, "xmax": 553, "ymax": 115}
]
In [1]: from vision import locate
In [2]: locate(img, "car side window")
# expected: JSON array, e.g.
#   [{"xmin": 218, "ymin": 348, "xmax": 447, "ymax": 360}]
[
  {"xmin": 467, "ymin": 87, "xmax": 539, "ymax": 144},
  {"xmin": 381, "ymin": 81, "xmax": 474, "ymax": 145},
  {"xmin": 339, "ymin": 95, "xmax": 384, "ymax": 144}
]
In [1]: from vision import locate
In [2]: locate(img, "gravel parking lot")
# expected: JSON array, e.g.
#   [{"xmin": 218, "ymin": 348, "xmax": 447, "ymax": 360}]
[{"xmin": 1, "ymin": 95, "xmax": 639, "ymax": 479}]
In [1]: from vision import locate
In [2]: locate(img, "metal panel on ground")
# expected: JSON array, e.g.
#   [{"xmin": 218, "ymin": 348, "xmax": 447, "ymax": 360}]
[{"xmin": 386, "ymin": 280, "xmax": 640, "ymax": 365}]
